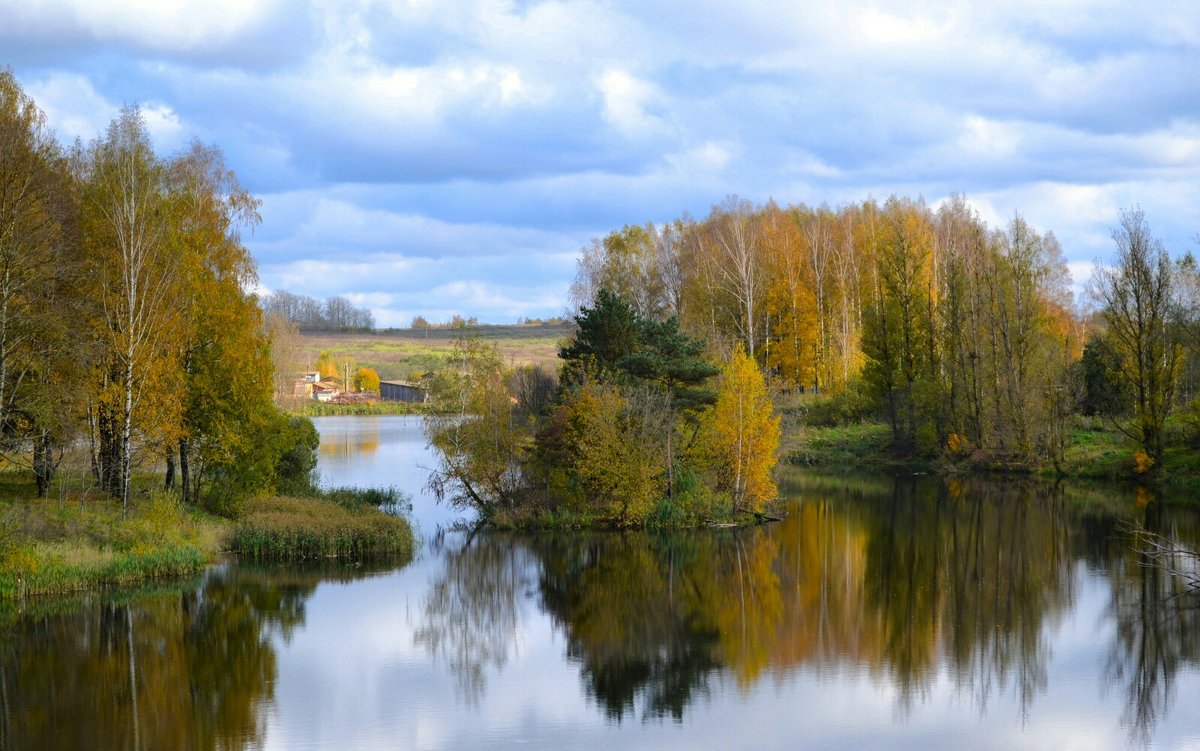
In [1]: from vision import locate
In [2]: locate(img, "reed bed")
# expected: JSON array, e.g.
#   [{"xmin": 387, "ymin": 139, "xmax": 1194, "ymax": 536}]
[{"xmin": 234, "ymin": 496, "xmax": 413, "ymax": 562}]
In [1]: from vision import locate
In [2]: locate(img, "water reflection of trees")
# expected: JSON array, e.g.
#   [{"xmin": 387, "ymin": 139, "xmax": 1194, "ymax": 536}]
[
  {"xmin": 415, "ymin": 531, "xmax": 538, "ymax": 704},
  {"xmin": 1102, "ymin": 505, "xmax": 1200, "ymax": 745},
  {"xmin": 318, "ymin": 423, "xmax": 381, "ymax": 460},
  {"xmin": 0, "ymin": 561, "xmax": 391, "ymax": 750},
  {"xmin": 414, "ymin": 474, "xmax": 1200, "ymax": 735}
]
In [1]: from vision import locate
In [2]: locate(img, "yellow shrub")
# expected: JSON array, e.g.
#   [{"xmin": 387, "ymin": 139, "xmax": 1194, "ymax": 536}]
[{"xmin": 1133, "ymin": 450, "xmax": 1155, "ymax": 475}]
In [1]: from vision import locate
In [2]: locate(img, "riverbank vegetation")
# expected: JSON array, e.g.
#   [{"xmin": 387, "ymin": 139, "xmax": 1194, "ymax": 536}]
[
  {"xmin": 0, "ymin": 477, "xmax": 414, "ymax": 597},
  {"xmin": 0, "ymin": 73, "xmax": 414, "ymax": 597},
  {"xmin": 0, "ymin": 487, "xmax": 228, "ymax": 598},
  {"xmin": 234, "ymin": 495, "xmax": 413, "ymax": 562}
]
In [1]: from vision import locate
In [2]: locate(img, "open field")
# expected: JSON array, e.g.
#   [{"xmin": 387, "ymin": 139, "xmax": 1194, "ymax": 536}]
[{"xmin": 299, "ymin": 323, "xmax": 575, "ymax": 382}]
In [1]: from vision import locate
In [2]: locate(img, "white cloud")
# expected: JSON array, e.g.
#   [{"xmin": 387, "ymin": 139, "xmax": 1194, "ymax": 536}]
[
  {"xmin": 24, "ymin": 73, "xmax": 115, "ymax": 143},
  {"xmin": 959, "ymin": 115, "xmax": 1021, "ymax": 158},
  {"xmin": 1, "ymin": 0, "xmax": 279, "ymax": 51},
  {"xmin": 857, "ymin": 7, "xmax": 952, "ymax": 46},
  {"xmin": 665, "ymin": 141, "xmax": 735, "ymax": 175},
  {"xmin": 595, "ymin": 68, "xmax": 667, "ymax": 137},
  {"xmin": 141, "ymin": 103, "xmax": 185, "ymax": 149}
]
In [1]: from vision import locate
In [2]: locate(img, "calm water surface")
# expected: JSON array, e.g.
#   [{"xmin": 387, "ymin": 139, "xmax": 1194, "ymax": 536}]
[{"xmin": 5, "ymin": 415, "xmax": 1200, "ymax": 750}]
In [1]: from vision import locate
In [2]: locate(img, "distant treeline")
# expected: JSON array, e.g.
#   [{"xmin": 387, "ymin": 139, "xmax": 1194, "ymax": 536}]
[
  {"xmin": 263, "ymin": 290, "xmax": 375, "ymax": 331},
  {"xmin": 571, "ymin": 195, "xmax": 1200, "ymax": 469}
]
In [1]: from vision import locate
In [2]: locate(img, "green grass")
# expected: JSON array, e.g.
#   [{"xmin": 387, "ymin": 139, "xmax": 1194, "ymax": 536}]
[
  {"xmin": 0, "ymin": 465, "xmax": 417, "ymax": 598},
  {"xmin": 300, "ymin": 325, "xmax": 572, "ymax": 382},
  {"xmin": 0, "ymin": 492, "xmax": 230, "ymax": 599},
  {"xmin": 780, "ymin": 412, "xmax": 1200, "ymax": 493},
  {"xmin": 1050, "ymin": 418, "xmax": 1138, "ymax": 480},
  {"xmin": 233, "ymin": 496, "xmax": 414, "ymax": 562},
  {"xmin": 782, "ymin": 422, "xmax": 919, "ymax": 472}
]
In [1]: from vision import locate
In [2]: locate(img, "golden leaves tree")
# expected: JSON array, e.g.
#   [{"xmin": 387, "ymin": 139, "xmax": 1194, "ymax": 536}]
[
  {"xmin": 354, "ymin": 367, "xmax": 380, "ymax": 393},
  {"xmin": 709, "ymin": 345, "xmax": 780, "ymax": 514}
]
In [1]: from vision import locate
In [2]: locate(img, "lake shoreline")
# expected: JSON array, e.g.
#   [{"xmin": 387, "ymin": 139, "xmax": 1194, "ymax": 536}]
[
  {"xmin": 783, "ymin": 419, "xmax": 1200, "ymax": 495},
  {"xmin": 0, "ymin": 489, "xmax": 415, "ymax": 600}
]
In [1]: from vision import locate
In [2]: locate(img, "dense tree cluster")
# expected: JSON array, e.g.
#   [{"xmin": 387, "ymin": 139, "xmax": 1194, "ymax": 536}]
[
  {"xmin": 571, "ymin": 195, "xmax": 1200, "ymax": 468},
  {"xmin": 426, "ymin": 290, "xmax": 780, "ymax": 526},
  {"xmin": 0, "ymin": 72, "xmax": 313, "ymax": 512},
  {"xmin": 262, "ymin": 290, "xmax": 375, "ymax": 331}
]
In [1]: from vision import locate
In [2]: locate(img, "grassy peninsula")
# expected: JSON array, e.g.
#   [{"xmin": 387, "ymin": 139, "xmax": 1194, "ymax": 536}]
[{"xmin": 0, "ymin": 475, "xmax": 414, "ymax": 600}]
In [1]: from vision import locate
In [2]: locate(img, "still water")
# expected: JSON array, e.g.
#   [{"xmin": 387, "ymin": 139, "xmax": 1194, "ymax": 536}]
[{"xmin": 4, "ymin": 415, "xmax": 1200, "ymax": 750}]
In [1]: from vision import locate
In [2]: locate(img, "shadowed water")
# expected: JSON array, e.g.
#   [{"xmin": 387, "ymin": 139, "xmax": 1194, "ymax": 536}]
[{"xmin": 3, "ymin": 415, "xmax": 1200, "ymax": 750}]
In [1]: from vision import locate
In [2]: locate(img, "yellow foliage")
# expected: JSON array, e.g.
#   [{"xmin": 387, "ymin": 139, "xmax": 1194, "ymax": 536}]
[
  {"xmin": 316, "ymin": 350, "xmax": 338, "ymax": 379},
  {"xmin": 709, "ymin": 345, "xmax": 781, "ymax": 514},
  {"xmin": 565, "ymin": 383, "xmax": 659, "ymax": 524},
  {"xmin": 354, "ymin": 367, "xmax": 380, "ymax": 393},
  {"xmin": 946, "ymin": 432, "xmax": 967, "ymax": 457},
  {"xmin": 1133, "ymin": 450, "xmax": 1155, "ymax": 475}
]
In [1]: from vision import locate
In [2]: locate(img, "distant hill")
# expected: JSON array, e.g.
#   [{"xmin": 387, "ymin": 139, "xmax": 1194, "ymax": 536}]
[{"xmin": 298, "ymin": 323, "xmax": 575, "ymax": 383}]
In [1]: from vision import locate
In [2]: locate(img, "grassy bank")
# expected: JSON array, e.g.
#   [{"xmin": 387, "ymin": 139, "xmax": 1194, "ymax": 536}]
[
  {"xmin": 234, "ymin": 495, "xmax": 414, "ymax": 561},
  {"xmin": 781, "ymin": 413, "xmax": 1200, "ymax": 490},
  {"xmin": 0, "ymin": 492, "xmax": 229, "ymax": 599},
  {"xmin": 781, "ymin": 422, "xmax": 924, "ymax": 473},
  {"xmin": 0, "ymin": 476, "xmax": 415, "ymax": 598}
]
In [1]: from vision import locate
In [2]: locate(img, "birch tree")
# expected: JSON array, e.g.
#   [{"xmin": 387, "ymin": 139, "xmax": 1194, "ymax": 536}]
[{"xmin": 83, "ymin": 106, "xmax": 179, "ymax": 513}]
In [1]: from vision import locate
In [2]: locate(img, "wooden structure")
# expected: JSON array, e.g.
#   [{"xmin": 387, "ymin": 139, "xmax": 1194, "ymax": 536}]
[{"xmin": 379, "ymin": 380, "xmax": 427, "ymax": 403}]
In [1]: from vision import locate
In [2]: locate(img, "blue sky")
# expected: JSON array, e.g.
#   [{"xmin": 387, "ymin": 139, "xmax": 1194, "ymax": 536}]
[{"xmin": 3, "ymin": 0, "xmax": 1199, "ymax": 325}]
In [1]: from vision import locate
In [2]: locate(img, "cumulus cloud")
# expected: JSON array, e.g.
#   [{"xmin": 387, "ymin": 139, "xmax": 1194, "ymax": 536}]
[
  {"xmin": 4, "ymin": 0, "xmax": 1200, "ymax": 322},
  {"xmin": 23, "ymin": 73, "xmax": 116, "ymax": 143}
]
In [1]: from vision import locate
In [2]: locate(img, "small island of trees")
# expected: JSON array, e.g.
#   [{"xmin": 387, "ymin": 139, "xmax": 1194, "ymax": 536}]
[{"xmin": 425, "ymin": 289, "xmax": 781, "ymax": 527}]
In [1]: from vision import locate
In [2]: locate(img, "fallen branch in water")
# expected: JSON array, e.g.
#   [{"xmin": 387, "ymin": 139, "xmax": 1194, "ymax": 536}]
[{"xmin": 1129, "ymin": 522, "xmax": 1200, "ymax": 592}]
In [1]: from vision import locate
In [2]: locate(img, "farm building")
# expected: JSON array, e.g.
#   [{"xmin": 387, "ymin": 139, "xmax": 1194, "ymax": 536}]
[{"xmin": 379, "ymin": 380, "xmax": 427, "ymax": 403}]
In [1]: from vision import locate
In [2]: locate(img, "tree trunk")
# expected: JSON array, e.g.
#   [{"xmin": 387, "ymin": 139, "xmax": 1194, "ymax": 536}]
[{"xmin": 179, "ymin": 438, "xmax": 190, "ymax": 505}]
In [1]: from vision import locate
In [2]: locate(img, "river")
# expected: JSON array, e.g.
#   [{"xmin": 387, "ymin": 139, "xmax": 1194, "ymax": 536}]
[{"xmin": 3, "ymin": 414, "xmax": 1200, "ymax": 750}]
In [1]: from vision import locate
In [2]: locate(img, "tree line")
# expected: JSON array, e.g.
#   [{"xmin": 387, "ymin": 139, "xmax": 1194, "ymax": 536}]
[
  {"xmin": 0, "ymin": 71, "xmax": 312, "ymax": 513},
  {"xmin": 571, "ymin": 196, "xmax": 1200, "ymax": 468},
  {"xmin": 262, "ymin": 290, "xmax": 375, "ymax": 331}
]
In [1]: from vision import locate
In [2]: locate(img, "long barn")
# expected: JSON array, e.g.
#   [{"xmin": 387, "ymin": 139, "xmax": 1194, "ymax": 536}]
[{"xmin": 379, "ymin": 380, "xmax": 427, "ymax": 403}]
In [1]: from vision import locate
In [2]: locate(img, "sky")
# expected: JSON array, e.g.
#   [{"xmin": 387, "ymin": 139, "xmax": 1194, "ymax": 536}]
[{"xmin": 2, "ymin": 0, "xmax": 1199, "ymax": 326}]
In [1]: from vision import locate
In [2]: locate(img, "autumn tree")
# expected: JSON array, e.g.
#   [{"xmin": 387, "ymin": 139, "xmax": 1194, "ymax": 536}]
[
  {"xmin": 0, "ymin": 71, "xmax": 87, "ymax": 494},
  {"xmin": 265, "ymin": 311, "xmax": 304, "ymax": 402},
  {"xmin": 707, "ymin": 196, "xmax": 766, "ymax": 358},
  {"xmin": 569, "ymin": 224, "xmax": 669, "ymax": 319},
  {"xmin": 425, "ymin": 336, "xmax": 527, "ymax": 520},
  {"xmin": 354, "ymin": 367, "xmax": 380, "ymax": 393},
  {"xmin": 620, "ymin": 316, "xmax": 717, "ymax": 498},
  {"xmin": 1092, "ymin": 208, "xmax": 1180, "ymax": 461},
  {"xmin": 81, "ymin": 105, "xmax": 181, "ymax": 512},
  {"xmin": 315, "ymin": 350, "xmax": 338, "ymax": 380},
  {"xmin": 862, "ymin": 198, "xmax": 937, "ymax": 453},
  {"xmin": 167, "ymin": 141, "xmax": 273, "ymax": 508},
  {"xmin": 560, "ymin": 381, "xmax": 661, "ymax": 524},
  {"xmin": 707, "ymin": 345, "xmax": 780, "ymax": 514}
]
